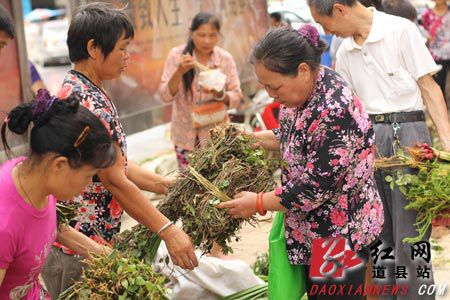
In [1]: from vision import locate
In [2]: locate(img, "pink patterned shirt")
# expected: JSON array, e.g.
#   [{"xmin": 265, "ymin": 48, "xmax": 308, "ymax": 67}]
[
  {"xmin": 158, "ymin": 45, "xmax": 242, "ymax": 150},
  {"xmin": 422, "ymin": 8, "xmax": 450, "ymax": 60}
]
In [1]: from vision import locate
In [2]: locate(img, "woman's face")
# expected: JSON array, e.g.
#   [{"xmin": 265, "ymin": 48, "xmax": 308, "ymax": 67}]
[
  {"xmin": 254, "ymin": 62, "xmax": 315, "ymax": 108},
  {"xmin": 98, "ymin": 33, "xmax": 131, "ymax": 81},
  {"xmin": 47, "ymin": 158, "xmax": 100, "ymax": 201},
  {"xmin": 191, "ymin": 23, "xmax": 219, "ymax": 56}
]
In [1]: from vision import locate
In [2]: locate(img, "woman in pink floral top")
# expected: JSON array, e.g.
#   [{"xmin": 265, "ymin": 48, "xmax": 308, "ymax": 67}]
[
  {"xmin": 220, "ymin": 26, "xmax": 384, "ymax": 299},
  {"xmin": 422, "ymin": 0, "xmax": 450, "ymax": 98},
  {"xmin": 158, "ymin": 12, "xmax": 242, "ymax": 168}
]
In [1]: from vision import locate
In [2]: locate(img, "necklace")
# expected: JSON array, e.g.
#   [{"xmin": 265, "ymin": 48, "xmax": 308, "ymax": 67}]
[{"xmin": 17, "ymin": 166, "xmax": 38, "ymax": 209}]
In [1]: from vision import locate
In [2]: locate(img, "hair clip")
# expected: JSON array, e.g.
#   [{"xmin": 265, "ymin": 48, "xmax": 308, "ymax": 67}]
[
  {"xmin": 74, "ymin": 126, "xmax": 90, "ymax": 148},
  {"xmin": 297, "ymin": 24, "xmax": 319, "ymax": 48},
  {"xmin": 32, "ymin": 89, "xmax": 57, "ymax": 118}
]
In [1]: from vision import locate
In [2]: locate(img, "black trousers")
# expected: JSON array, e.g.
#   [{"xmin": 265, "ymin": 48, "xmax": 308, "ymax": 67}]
[
  {"xmin": 435, "ymin": 60, "xmax": 449, "ymax": 103},
  {"xmin": 305, "ymin": 251, "xmax": 368, "ymax": 300}
]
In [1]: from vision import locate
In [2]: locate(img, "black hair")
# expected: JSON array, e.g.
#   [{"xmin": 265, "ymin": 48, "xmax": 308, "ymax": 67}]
[
  {"xmin": 360, "ymin": 0, "xmax": 384, "ymax": 10},
  {"xmin": 182, "ymin": 12, "xmax": 220, "ymax": 96},
  {"xmin": 1, "ymin": 95, "xmax": 116, "ymax": 169},
  {"xmin": 382, "ymin": 0, "xmax": 417, "ymax": 22},
  {"xmin": 0, "ymin": 4, "xmax": 14, "ymax": 39},
  {"xmin": 250, "ymin": 28, "xmax": 327, "ymax": 76},
  {"xmin": 270, "ymin": 12, "xmax": 282, "ymax": 22},
  {"xmin": 67, "ymin": 2, "xmax": 134, "ymax": 63}
]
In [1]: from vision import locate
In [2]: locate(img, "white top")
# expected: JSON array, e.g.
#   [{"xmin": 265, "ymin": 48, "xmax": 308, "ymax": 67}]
[{"xmin": 336, "ymin": 9, "xmax": 439, "ymax": 114}]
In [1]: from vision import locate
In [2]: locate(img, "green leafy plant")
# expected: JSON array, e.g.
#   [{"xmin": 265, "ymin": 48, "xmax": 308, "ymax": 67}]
[
  {"xmin": 58, "ymin": 251, "xmax": 167, "ymax": 300},
  {"xmin": 379, "ymin": 144, "xmax": 450, "ymax": 243},
  {"xmin": 252, "ymin": 252, "xmax": 269, "ymax": 278}
]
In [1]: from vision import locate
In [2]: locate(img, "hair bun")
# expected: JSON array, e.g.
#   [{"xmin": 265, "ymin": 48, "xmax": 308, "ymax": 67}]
[
  {"xmin": 66, "ymin": 96, "xmax": 80, "ymax": 112},
  {"xmin": 297, "ymin": 24, "xmax": 320, "ymax": 48},
  {"xmin": 7, "ymin": 103, "xmax": 33, "ymax": 135}
]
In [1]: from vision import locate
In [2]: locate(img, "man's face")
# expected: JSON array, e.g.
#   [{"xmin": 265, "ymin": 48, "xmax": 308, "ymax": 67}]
[{"xmin": 0, "ymin": 30, "xmax": 12, "ymax": 56}]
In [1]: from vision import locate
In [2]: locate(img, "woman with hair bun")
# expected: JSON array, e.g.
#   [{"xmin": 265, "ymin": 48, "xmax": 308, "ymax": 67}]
[
  {"xmin": 219, "ymin": 25, "xmax": 383, "ymax": 299},
  {"xmin": 0, "ymin": 90, "xmax": 115, "ymax": 299}
]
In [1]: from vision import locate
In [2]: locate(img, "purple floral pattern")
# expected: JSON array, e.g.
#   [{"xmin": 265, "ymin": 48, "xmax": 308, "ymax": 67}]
[
  {"xmin": 56, "ymin": 70, "xmax": 127, "ymax": 253},
  {"xmin": 273, "ymin": 67, "xmax": 384, "ymax": 265}
]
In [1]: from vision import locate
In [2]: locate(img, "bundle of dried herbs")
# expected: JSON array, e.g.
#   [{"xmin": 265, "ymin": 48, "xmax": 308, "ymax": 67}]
[
  {"xmin": 376, "ymin": 143, "xmax": 450, "ymax": 243},
  {"xmin": 159, "ymin": 125, "xmax": 276, "ymax": 254},
  {"xmin": 58, "ymin": 251, "xmax": 167, "ymax": 300},
  {"xmin": 115, "ymin": 124, "xmax": 276, "ymax": 259}
]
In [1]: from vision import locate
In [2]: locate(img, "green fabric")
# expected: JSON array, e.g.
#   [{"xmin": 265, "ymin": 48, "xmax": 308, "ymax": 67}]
[{"xmin": 268, "ymin": 212, "xmax": 306, "ymax": 300}]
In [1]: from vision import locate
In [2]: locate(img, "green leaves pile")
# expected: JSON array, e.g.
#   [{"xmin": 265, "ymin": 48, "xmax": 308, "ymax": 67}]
[
  {"xmin": 57, "ymin": 251, "xmax": 167, "ymax": 300},
  {"xmin": 114, "ymin": 224, "xmax": 162, "ymax": 264}
]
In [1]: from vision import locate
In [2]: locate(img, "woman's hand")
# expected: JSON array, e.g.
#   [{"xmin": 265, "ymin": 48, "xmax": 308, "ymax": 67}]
[
  {"xmin": 159, "ymin": 225, "xmax": 199, "ymax": 270},
  {"xmin": 252, "ymin": 130, "xmax": 280, "ymax": 151},
  {"xmin": 176, "ymin": 54, "xmax": 196, "ymax": 75},
  {"xmin": 160, "ymin": 177, "xmax": 176, "ymax": 195},
  {"xmin": 217, "ymin": 191, "xmax": 257, "ymax": 219}
]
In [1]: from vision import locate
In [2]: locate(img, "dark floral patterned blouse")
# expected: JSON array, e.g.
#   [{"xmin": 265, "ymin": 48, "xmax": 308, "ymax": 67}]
[
  {"xmin": 55, "ymin": 70, "xmax": 127, "ymax": 253},
  {"xmin": 273, "ymin": 67, "xmax": 384, "ymax": 265}
]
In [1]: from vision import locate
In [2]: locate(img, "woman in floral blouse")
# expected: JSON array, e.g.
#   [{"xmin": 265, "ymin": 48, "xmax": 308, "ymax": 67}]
[
  {"xmin": 422, "ymin": 0, "xmax": 450, "ymax": 100},
  {"xmin": 158, "ymin": 12, "xmax": 242, "ymax": 168},
  {"xmin": 41, "ymin": 3, "xmax": 198, "ymax": 299},
  {"xmin": 219, "ymin": 25, "xmax": 384, "ymax": 299}
]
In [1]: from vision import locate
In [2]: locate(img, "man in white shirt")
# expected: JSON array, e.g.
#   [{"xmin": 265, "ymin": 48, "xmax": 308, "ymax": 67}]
[{"xmin": 308, "ymin": 1, "xmax": 450, "ymax": 299}]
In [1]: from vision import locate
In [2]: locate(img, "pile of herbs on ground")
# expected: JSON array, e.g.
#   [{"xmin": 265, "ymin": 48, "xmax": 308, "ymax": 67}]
[
  {"xmin": 57, "ymin": 251, "xmax": 167, "ymax": 300},
  {"xmin": 376, "ymin": 143, "xmax": 450, "ymax": 243},
  {"xmin": 115, "ymin": 124, "xmax": 277, "ymax": 261}
]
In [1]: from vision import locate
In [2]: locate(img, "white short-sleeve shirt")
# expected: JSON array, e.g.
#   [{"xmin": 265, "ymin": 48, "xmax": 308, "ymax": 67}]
[{"xmin": 336, "ymin": 9, "xmax": 439, "ymax": 114}]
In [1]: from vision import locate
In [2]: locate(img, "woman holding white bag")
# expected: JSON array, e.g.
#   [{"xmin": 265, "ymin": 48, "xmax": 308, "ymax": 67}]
[{"xmin": 158, "ymin": 12, "xmax": 242, "ymax": 168}]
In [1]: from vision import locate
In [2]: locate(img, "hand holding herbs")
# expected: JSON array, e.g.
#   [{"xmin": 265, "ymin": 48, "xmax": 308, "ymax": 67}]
[
  {"xmin": 115, "ymin": 124, "xmax": 276, "ymax": 261},
  {"xmin": 376, "ymin": 143, "xmax": 450, "ymax": 243}
]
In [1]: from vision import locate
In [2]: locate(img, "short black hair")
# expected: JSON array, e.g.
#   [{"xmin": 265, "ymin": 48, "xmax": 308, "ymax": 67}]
[
  {"xmin": 0, "ymin": 4, "xmax": 14, "ymax": 38},
  {"xmin": 270, "ymin": 12, "xmax": 282, "ymax": 22},
  {"xmin": 67, "ymin": 2, "xmax": 134, "ymax": 63}
]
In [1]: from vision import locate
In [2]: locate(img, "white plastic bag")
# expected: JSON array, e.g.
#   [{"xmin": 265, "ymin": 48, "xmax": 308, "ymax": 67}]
[{"xmin": 198, "ymin": 69, "xmax": 227, "ymax": 92}]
